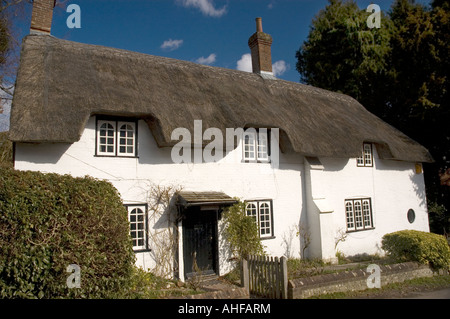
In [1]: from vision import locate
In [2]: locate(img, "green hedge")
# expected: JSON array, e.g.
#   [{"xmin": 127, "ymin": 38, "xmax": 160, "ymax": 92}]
[
  {"xmin": 0, "ymin": 168, "xmax": 135, "ymax": 298},
  {"xmin": 381, "ymin": 230, "xmax": 450, "ymax": 270}
]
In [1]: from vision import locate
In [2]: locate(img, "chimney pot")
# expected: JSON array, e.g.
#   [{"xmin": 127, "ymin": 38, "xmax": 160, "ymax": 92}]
[
  {"xmin": 256, "ymin": 17, "xmax": 263, "ymax": 32},
  {"xmin": 30, "ymin": 0, "xmax": 55, "ymax": 34}
]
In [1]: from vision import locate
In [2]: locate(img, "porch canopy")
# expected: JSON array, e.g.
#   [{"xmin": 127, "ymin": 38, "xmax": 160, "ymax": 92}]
[{"xmin": 177, "ymin": 191, "xmax": 237, "ymax": 208}]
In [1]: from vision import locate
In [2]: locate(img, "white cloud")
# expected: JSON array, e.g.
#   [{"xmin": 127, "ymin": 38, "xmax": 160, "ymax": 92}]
[
  {"xmin": 272, "ymin": 60, "xmax": 288, "ymax": 77},
  {"xmin": 196, "ymin": 53, "xmax": 217, "ymax": 65},
  {"xmin": 236, "ymin": 53, "xmax": 252, "ymax": 73},
  {"xmin": 178, "ymin": 0, "xmax": 227, "ymax": 17},
  {"xmin": 236, "ymin": 54, "xmax": 288, "ymax": 77},
  {"xmin": 160, "ymin": 39, "xmax": 184, "ymax": 51}
]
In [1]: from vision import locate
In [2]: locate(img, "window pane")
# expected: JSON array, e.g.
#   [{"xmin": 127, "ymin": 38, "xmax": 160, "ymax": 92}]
[
  {"xmin": 364, "ymin": 144, "xmax": 372, "ymax": 166},
  {"xmin": 118, "ymin": 123, "xmax": 135, "ymax": 156},
  {"xmin": 259, "ymin": 202, "xmax": 272, "ymax": 237},
  {"xmin": 363, "ymin": 200, "xmax": 372, "ymax": 227},
  {"xmin": 345, "ymin": 202, "xmax": 354, "ymax": 230},
  {"xmin": 244, "ymin": 133, "xmax": 255, "ymax": 160},
  {"xmin": 354, "ymin": 201, "xmax": 363, "ymax": 229},
  {"xmin": 257, "ymin": 132, "xmax": 268, "ymax": 160},
  {"xmin": 246, "ymin": 203, "xmax": 258, "ymax": 226},
  {"xmin": 129, "ymin": 207, "xmax": 146, "ymax": 248},
  {"xmin": 98, "ymin": 121, "xmax": 116, "ymax": 154},
  {"xmin": 357, "ymin": 157, "xmax": 364, "ymax": 166}
]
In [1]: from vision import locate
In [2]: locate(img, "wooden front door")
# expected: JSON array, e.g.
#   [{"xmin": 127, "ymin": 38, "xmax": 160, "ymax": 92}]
[{"xmin": 183, "ymin": 208, "xmax": 218, "ymax": 278}]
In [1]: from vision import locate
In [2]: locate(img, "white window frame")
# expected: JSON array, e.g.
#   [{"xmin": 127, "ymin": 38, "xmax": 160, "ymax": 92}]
[
  {"xmin": 96, "ymin": 117, "xmax": 138, "ymax": 157},
  {"xmin": 97, "ymin": 120, "xmax": 116, "ymax": 156},
  {"xmin": 125, "ymin": 204, "xmax": 149, "ymax": 252},
  {"xmin": 243, "ymin": 131, "xmax": 256, "ymax": 161},
  {"xmin": 245, "ymin": 199, "xmax": 274, "ymax": 239},
  {"xmin": 242, "ymin": 129, "xmax": 270, "ymax": 162},
  {"xmin": 357, "ymin": 143, "xmax": 373, "ymax": 167},
  {"xmin": 117, "ymin": 122, "xmax": 136, "ymax": 157},
  {"xmin": 345, "ymin": 198, "xmax": 374, "ymax": 232}
]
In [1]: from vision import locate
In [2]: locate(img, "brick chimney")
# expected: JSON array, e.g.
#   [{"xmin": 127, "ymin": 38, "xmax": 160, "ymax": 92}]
[
  {"xmin": 248, "ymin": 17, "xmax": 273, "ymax": 76},
  {"xmin": 30, "ymin": 0, "xmax": 55, "ymax": 34}
]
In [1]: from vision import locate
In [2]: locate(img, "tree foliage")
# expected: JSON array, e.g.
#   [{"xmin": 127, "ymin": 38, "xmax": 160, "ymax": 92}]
[
  {"xmin": 296, "ymin": 0, "xmax": 393, "ymax": 116},
  {"xmin": 0, "ymin": 0, "xmax": 32, "ymax": 113},
  {"xmin": 222, "ymin": 200, "xmax": 265, "ymax": 261},
  {"xmin": 296, "ymin": 0, "xmax": 450, "ymax": 235}
]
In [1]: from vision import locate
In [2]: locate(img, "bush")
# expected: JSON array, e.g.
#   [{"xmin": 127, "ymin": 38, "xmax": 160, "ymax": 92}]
[
  {"xmin": 222, "ymin": 200, "xmax": 265, "ymax": 260},
  {"xmin": 381, "ymin": 230, "xmax": 450, "ymax": 270},
  {"xmin": 0, "ymin": 168, "xmax": 135, "ymax": 298}
]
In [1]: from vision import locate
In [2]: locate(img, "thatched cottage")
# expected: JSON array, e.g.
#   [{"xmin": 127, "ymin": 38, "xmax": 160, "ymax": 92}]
[{"xmin": 9, "ymin": 1, "xmax": 432, "ymax": 280}]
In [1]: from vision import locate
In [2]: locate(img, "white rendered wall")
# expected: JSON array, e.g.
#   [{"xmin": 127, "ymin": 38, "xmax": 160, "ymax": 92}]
[
  {"xmin": 14, "ymin": 116, "xmax": 305, "ymax": 275},
  {"xmin": 14, "ymin": 116, "xmax": 430, "ymax": 273},
  {"xmin": 317, "ymin": 147, "xmax": 429, "ymax": 258}
]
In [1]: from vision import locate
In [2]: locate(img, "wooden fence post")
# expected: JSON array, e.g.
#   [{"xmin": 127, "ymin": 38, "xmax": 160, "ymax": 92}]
[
  {"xmin": 280, "ymin": 256, "xmax": 288, "ymax": 299},
  {"xmin": 241, "ymin": 258, "xmax": 249, "ymax": 294}
]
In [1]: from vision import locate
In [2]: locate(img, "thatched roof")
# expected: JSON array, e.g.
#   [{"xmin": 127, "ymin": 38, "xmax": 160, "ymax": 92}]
[{"xmin": 9, "ymin": 34, "xmax": 432, "ymax": 163}]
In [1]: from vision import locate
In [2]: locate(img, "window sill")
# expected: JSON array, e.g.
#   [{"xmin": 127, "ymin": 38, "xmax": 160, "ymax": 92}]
[
  {"xmin": 241, "ymin": 160, "xmax": 271, "ymax": 164},
  {"xmin": 260, "ymin": 236, "xmax": 276, "ymax": 241},
  {"xmin": 346, "ymin": 227, "xmax": 374, "ymax": 233},
  {"xmin": 133, "ymin": 248, "xmax": 152, "ymax": 253},
  {"xmin": 94, "ymin": 155, "xmax": 139, "ymax": 159}
]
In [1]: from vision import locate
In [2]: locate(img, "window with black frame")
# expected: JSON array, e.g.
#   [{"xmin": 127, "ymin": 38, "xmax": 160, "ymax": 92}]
[
  {"xmin": 125, "ymin": 204, "xmax": 150, "ymax": 252},
  {"xmin": 245, "ymin": 199, "xmax": 274, "ymax": 239},
  {"xmin": 96, "ymin": 117, "xmax": 138, "ymax": 157},
  {"xmin": 345, "ymin": 198, "xmax": 374, "ymax": 232}
]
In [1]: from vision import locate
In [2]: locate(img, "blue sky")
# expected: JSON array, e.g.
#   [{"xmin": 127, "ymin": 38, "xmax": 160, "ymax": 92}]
[
  {"xmin": 0, "ymin": 0, "xmax": 431, "ymax": 131},
  {"xmin": 18, "ymin": 0, "xmax": 433, "ymax": 82}
]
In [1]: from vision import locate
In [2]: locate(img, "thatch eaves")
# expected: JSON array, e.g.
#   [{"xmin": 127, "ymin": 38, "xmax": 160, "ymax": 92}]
[{"xmin": 9, "ymin": 34, "xmax": 433, "ymax": 163}]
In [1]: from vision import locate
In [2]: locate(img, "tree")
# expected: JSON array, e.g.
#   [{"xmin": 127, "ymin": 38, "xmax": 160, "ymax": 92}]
[
  {"xmin": 0, "ymin": 0, "xmax": 32, "ymax": 113},
  {"xmin": 296, "ymin": 0, "xmax": 393, "ymax": 116},
  {"xmin": 388, "ymin": 0, "xmax": 449, "ymax": 234},
  {"xmin": 296, "ymin": 0, "xmax": 450, "ymax": 234}
]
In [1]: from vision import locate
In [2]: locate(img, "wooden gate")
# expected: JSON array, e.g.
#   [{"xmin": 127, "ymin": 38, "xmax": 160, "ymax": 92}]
[{"xmin": 241, "ymin": 255, "xmax": 288, "ymax": 299}]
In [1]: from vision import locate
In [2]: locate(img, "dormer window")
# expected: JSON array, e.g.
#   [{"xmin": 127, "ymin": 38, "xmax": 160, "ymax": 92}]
[
  {"xmin": 243, "ymin": 129, "xmax": 270, "ymax": 162},
  {"xmin": 96, "ymin": 117, "xmax": 138, "ymax": 157},
  {"xmin": 357, "ymin": 143, "xmax": 373, "ymax": 167}
]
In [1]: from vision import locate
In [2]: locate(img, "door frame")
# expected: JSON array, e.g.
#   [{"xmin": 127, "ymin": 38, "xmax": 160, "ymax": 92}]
[{"xmin": 181, "ymin": 206, "xmax": 219, "ymax": 279}]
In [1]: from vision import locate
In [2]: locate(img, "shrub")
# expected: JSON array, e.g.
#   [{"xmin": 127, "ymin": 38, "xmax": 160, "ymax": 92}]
[
  {"xmin": 381, "ymin": 230, "xmax": 450, "ymax": 270},
  {"xmin": 0, "ymin": 168, "xmax": 135, "ymax": 298},
  {"xmin": 222, "ymin": 200, "xmax": 265, "ymax": 261}
]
